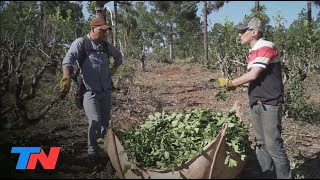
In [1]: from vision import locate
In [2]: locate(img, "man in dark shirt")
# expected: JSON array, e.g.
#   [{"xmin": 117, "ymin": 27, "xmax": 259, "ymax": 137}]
[{"xmin": 218, "ymin": 17, "xmax": 291, "ymax": 179}]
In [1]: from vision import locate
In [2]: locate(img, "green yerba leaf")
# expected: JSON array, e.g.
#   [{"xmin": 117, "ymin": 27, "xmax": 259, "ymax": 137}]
[
  {"xmin": 96, "ymin": 138, "xmax": 104, "ymax": 144},
  {"xmin": 227, "ymin": 122, "xmax": 235, "ymax": 128},
  {"xmin": 171, "ymin": 120, "xmax": 179, "ymax": 127},
  {"xmin": 154, "ymin": 112, "xmax": 161, "ymax": 118},
  {"xmin": 164, "ymin": 151, "xmax": 170, "ymax": 159},
  {"xmin": 156, "ymin": 161, "xmax": 166, "ymax": 168},
  {"xmin": 184, "ymin": 113, "xmax": 191, "ymax": 121},
  {"xmin": 123, "ymin": 164, "xmax": 131, "ymax": 173},
  {"xmin": 224, "ymin": 154, "xmax": 230, "ymax": 165},
  {"xmin": 217, "ymin": 117, "xmax": 225, "ymax": 126},
  {"xmin": 228, "ymin": 158, "xmax": 238, "ymax": 167},
  {"xmin": 160, "ymin": 142, "xmax": 164, "ymax": 149},
  {"xmin": 241, "ymin": 154, "xmax": 246, "ymax": 161},
  {"xmin": 175, "ymin": 113, "xmax": 183, "ymax": 120},
  {"xmin": 215, "ymin": 90, "xmax": 228, "ymax": 101}
]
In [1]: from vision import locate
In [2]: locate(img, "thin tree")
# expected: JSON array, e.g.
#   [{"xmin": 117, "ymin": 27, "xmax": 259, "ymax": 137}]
[
  {"xmin": 255, "ymin": 1, "xmax": 260, "ymax": 12},
  {"xmin": 93, "ymin": 1, "xmax": 130, "ymax": 48},
  {"xmin": 308, "ymin": 1, "xmax": 312, "ymax": 25},
  {"xmin": 307, "ymin": 1, "xmax": 320, "ymax": 24},
  {"xmin": 202, "ymin": 1, "xmax": 229, "ymax": 65},
  {"xmin": 204, "ymin": 1, "xmax": 208, "ymax": 64},
  {"xmin": 307, "ymin": 1, "xmax": 320, "ymax": 31}
]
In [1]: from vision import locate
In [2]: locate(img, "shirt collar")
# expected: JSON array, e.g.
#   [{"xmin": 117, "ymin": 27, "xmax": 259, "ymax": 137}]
[
  {"xmin": 87, "ymin": 34, "xmax": 103, "ymax": 48},
  {"xmin": 249, "ymin": 38, "xmax": 264, "ymax": 53}
]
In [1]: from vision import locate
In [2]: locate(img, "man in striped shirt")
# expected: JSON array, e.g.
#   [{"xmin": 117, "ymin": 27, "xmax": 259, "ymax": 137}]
[{"xmin": 218, "ymin": 17, "xmax": 291, "ymax": 179}]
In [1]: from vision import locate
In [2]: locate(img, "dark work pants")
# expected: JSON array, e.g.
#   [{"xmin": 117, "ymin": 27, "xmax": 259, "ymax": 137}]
[{"xmin": 251, "ymin": 103, "xmax": 292, "ymax": 179}]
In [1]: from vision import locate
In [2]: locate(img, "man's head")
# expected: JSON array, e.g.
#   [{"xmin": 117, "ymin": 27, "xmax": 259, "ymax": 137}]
[
  {"xmin": 90, "ymin": 17, "xmax": 111, "ymax": 42},
  {"xmin": 235, "ymin": 17, "xmax": 263, "ymax": 45}
]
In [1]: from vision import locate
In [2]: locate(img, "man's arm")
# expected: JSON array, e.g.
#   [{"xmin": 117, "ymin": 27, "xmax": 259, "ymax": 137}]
[
  {"xmin": 62, "ymin": 38, "xmax": 85, "ymax": 74},
  {"xmin": 60, "ymin": 38, "xmax": 83, "ymax": 93},
  {"xmin": 231, "ymin": 66, "xmax": 264, "ymax": 86},
  {"xmin": 62, "ymin": 64, "xmax": 72, "ymax": 77},
  {"xmin": 108, "ymin": 42, "xmax": 123, "ymax": 76},
  {"xmin": 108, "ymin": 42, "xmax": 123, "ymax": 68}
]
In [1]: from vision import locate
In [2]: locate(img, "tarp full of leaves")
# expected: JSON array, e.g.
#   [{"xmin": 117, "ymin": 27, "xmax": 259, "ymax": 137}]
[{"xmin": 114, "ymin": 107, "xmax": 250, "ymax": 170}]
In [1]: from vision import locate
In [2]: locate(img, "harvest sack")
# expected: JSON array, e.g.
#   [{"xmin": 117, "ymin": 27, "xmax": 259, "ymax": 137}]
[
  {"xmin": 106, "ymin": 101, "xmax": 246, "ymax": 179},
  {"xmin": 106, "ymin": 123, "xmax": 246, "ymax": 179}
]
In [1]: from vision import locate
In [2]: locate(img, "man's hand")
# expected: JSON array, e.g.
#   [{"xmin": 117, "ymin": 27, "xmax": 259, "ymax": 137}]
[
  {"xmin": 217, "ymin": 77, "xmax": 236, "ymax": 90},
  {"xmin": 60, "ymin": 76, "xmax": 71, "ymax": 94},
  {"xmin": 111, "ymin": 66, "xmax": 118, "ymax": 76}
]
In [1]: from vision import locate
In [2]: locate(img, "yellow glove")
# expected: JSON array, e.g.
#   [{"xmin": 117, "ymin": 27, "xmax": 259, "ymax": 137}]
[
  {"xmin": 60, "ymin": 76, "xmax": 71, "ymax": 94},
  {"xmin": 217, "ymin": 77, "xmax": 236, "ymax": 90},
  {"xmin": 111, "ymin": 66, "xmax": 118, "ymax": 76}
]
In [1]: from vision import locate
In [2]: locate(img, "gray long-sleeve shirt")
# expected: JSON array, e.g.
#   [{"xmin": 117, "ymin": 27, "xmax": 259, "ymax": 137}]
[{"xmin": 62, "ymin": 34, "xmax": 122, "ymax": 92}]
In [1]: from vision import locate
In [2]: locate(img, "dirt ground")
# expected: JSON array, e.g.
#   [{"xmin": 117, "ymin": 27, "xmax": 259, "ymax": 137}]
[{"xmin": 1, "ymin": 60, "xmax": 320, "ymax": 179}]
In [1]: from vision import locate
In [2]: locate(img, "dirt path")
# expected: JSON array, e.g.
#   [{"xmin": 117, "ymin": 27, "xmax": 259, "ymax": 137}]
[{"xmin": 1, "ymin": 61, "xmax": 320, "ymax": 179}]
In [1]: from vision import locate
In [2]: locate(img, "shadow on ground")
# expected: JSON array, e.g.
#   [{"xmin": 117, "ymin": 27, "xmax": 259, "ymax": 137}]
[
  {"xmin": 238, "ymin": 147, "xmax": 261, "ymax": 179},
  {"xmin": 291, "ymin": 151, "xmax": 320, "ymax": 179},
  {"xmin": 238, "ymin": 147, "xmax": 320, "ymax": 179}
]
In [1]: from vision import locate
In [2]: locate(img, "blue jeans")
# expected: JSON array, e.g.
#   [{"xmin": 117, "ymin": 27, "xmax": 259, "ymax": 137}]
[
  {"xmin": 83, "ymin": 90, "xmax": 112, "ymax": 156},
  {"xmin": 251, "ymin": 103, "xmax": 292, "ymax": 179}
]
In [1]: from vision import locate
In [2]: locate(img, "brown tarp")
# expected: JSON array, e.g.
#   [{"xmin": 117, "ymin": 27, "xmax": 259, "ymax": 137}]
[{"xmin": 106, "ymin": 101, "xmax": 246, "ymax": 179}]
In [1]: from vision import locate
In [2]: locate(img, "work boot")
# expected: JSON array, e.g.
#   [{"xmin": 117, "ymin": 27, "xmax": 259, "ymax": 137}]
[
  {"xmin": 260, "ymin": 170, "xmax": 276, "ymax": 179},
  {"xmin": 88, "ymin": 154, "xmax": 105, "ymax": 172}
]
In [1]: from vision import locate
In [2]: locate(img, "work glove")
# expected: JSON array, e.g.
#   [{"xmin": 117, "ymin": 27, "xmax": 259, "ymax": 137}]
[
  {"xmin": 217, "ymin": 77, "xmax": 236, "ymax": 90},
  {"xmin": 111, "ymin": 66, "xmax": 118, "ymax": 76},
  {"xmin": 60, "ymin": 76, "xmax": 71, "ymax": 94}
]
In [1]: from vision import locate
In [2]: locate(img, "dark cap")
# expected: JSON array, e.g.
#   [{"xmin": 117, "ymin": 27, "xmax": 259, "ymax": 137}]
[
  {"xmin": 90, "ymin": 17, "xmax": 112, "ymax": 30},
  {"xmin": 235, "ymin": 17, "xmax": 263, "ymax": 32}
]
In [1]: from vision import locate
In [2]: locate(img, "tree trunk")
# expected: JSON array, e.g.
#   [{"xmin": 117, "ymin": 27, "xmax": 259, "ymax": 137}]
[
  {"xmin": 113, "ymin": 1, "xmax": 118, "ymax": 48},
  {"xmin": 169, "ymin": 30, "xmax": 173, "ymax": 62},
  {"xmin": 94, "ymin": 1, "xmax": 105, "ymax": 18},
  {"xmin": 106, "ymin": 6, "xmax": 114, "ymax": 44},
  {"xmin": 204, "ymin": 1, "xmax": 208, "ymax": 65},
  {"xmin": 255, "ymin": 1, "xmax": 260, "ymax": 12},
  {"xmin": 307, "ymin": 1, "xmax": 312, "ymax": 24},
  {"xmin": 169, "ymin": 42, "xmax": 173, "ymax": 62},
  {"xmin": 123, "ymin": 28, "xmax": 128, "ymax": 57},
  {"xmin": 140, "ymin": 47, "xmax": 146, "ymax": 72},
  {"xmin": 40, "ymin": 1, "xmax": 45, "ymax": 49}
]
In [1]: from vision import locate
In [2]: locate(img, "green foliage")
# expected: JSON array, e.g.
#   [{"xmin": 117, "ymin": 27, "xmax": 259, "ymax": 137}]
[
  {"xmin": 215, "ymin": 89, "xmax": 228, "ymax": 101},
  {"xmin": 117, "ymin": 2, "xmax": 141, "ymax": 58},
  {"xmin": 208, "ymin": 18, "xmax": 247, "ymax": 78},
  {"xmin": 42, "ymin": 1, "xmax": 84, "ymax": 21},
  {"xmin": 151, "ymin": 45, "xmax": 170, "ymax": 63},
  {"xmin": 174, "ymin": 2, "xmax": 202, "ymax": 61},
  {"xmin": 267, "ymin": 10, "xmax": 287, "ymax": 53},
  {"xmin": 247, "ymin": 5, "xmax": 270, "ymax": 27},
  {"xmin": 271, "ymin": 9, "xmax": 320, "ymax": 123},
  {"xmin": 116, "ymin": 59, "xmax": 137, "ymax": 87},
  {"xmin": 50, "ymin": 7, "xmax": 74, "ymax": 43},
  {"xmin": 86, "ymin": 1, "xmax": 95, "ymax": 18},
  {"xmin": 115, "ymin": 108, "xmax": 250, "ymax": 170},
  {"xmin": 146, "ymin": 1, "xmax": 203, "ymax": 62},
  {"xmin": 282, "ymin": 9, "xmax": 320, "ymax": 74},
  {"xmin": 284, "ymin": 74, "xmax": 320, "ymax": 122},
  {"xmin": 0, "ymin": 1, "xmax": 86, "ymax": 127},
  {"xmin": 42, "ymin": 1, "xmax": 86, "ymax": 40}
]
